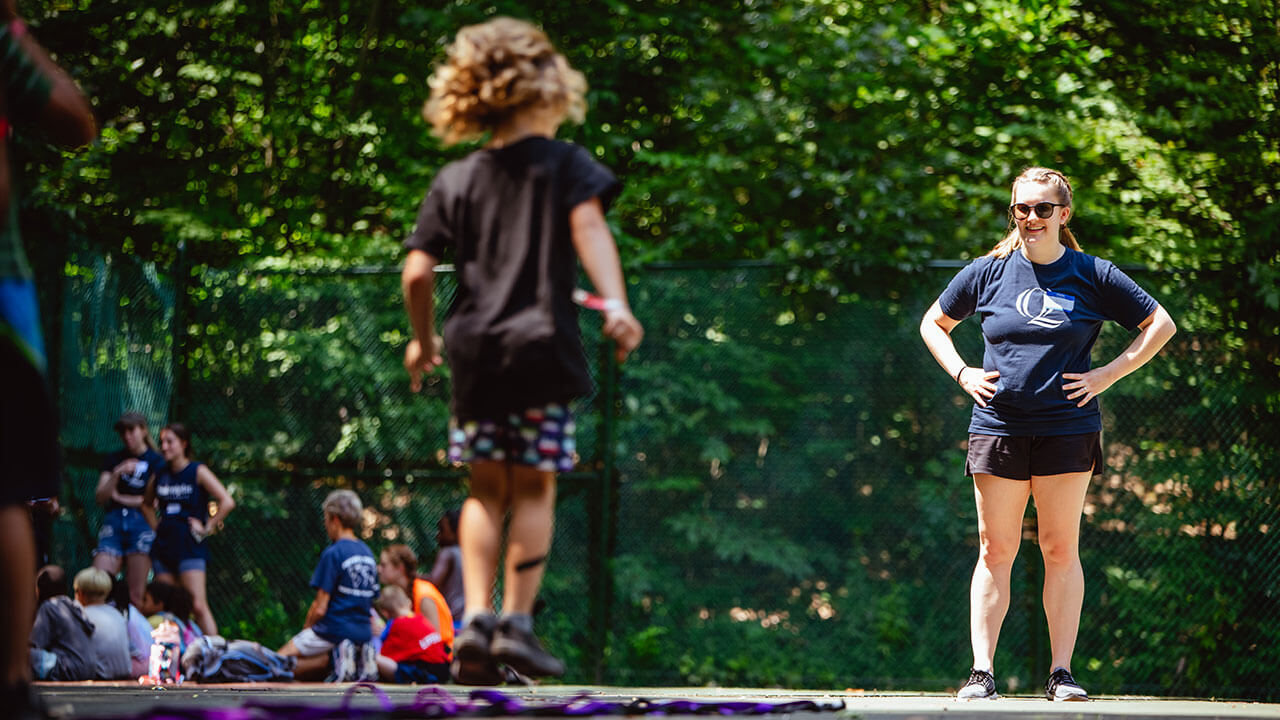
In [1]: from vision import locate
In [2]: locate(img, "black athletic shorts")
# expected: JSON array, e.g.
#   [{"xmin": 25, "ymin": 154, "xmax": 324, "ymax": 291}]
[{"xmin": 965, "ymin": 432, "xmax": 1102, "ymax": 481}]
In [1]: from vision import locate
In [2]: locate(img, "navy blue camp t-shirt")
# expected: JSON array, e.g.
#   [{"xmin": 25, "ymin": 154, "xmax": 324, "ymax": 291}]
[
  {"xmin": 154, "ymin": 461, "xmax": 208, "ymax": 528},
  {"xmin": 309, "ymin": 538, "xmax": 378, "ymax": 644},
  {"xmin": 99, "ymin": 448, "xmax": 164, "ymax": 506},
  {"xmin": 938, "ymin": 248, "xmax": 1158, "ymax": 436}
]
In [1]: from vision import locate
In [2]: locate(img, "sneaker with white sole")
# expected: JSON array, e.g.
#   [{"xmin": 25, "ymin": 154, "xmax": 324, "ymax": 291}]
[
  {"xmin": 328, "ymin": 639, "xmax": 358, "ymax": 682},
  {"xmin": 1046, "ymin": 667, "xmax": 1089, "ymax": 701},
  {"xmin": 358, "ymin": 642, "xmax": 379, "ymax": 682},
  {"xmin": 956, "ymin": 668, "xmax": 1000, "ymax": 700}
]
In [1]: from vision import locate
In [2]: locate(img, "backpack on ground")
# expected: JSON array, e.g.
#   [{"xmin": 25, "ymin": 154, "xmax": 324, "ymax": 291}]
[{"xmin": 181, "ymin": 635, "xmax": 296, "ymax": 683}]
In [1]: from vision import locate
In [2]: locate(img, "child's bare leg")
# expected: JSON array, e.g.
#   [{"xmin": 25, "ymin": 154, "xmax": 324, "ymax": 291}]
[
  {"xmin": 490, "ymin": 466, "xmax": 564, "ymax": 677},
  {"xmin": 376, "ymin": 654, "xmax": 397, "ymax": 681},
  {"xmin": 501, "ymin": 466, "xmax": 556, "ymax": 615},
  {"xmin": 460, "ymin": 461, "xmax": 509, "ymax": 615},
  {"xmin": 452, "ymin": 461, "xmax": 510, "ymax": 685},
  {"xmin": 292, "ymin": 653, "xmax": 330, "ymax": 681}
]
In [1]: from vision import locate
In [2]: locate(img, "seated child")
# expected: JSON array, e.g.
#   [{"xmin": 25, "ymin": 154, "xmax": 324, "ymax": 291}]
[
  {"xmin": 138, "ymin": 579, "xmax": 202, "ymax": 650},
  {"xmin": 278, "ymin": 490, "xmax": 379, "ymax": 682},
  {"xmin": 28, "ymin": 565, "xmax": 95, "ymax": 681},
  {"xmin": 374, "ymin": 585, "xmax": 449, "ymax": 684},
  {"xmin": 109, "ymin": 573, "xmax": 155, "ymax": 678},
  {"xmin": 72, "ymin": 567, "xmax": 132, "ymax": 679}
]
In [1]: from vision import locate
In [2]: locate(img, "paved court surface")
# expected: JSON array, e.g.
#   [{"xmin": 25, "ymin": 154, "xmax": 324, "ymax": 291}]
[{"xmin": 35, "ymin": 682, "xmax": 1280, "ymax": 719}]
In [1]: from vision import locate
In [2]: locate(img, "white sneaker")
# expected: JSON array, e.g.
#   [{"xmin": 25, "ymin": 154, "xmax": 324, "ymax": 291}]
[
  {"xmin": 328, "ymin": 639, "xmax": 357, "ymax": 682},
  {"xmin": 358, "ymin": 642, "xmax": 379, "ymax": 682}
]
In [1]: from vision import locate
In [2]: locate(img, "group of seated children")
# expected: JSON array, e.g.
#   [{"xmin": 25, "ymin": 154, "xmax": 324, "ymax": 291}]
[
  {"xmin": 276, "ymin": 490, "xmax": 453, "ymax": 683},
  {"xmin": 29, "ymin": 566, "xmax": 198, "ymax": 681},
  {"xmin": 32, "ymin": 489, "xmax": 458, "ymax": 685}
]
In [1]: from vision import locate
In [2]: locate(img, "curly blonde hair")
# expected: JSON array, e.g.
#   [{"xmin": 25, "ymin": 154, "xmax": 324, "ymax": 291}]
[
  {"xmin": 424, "ymin": 17, "xmax": 587, "ymax": 145},
  {"xmin": 986, "ymin": 166, "xmax": 1082, "ymax": 258}
]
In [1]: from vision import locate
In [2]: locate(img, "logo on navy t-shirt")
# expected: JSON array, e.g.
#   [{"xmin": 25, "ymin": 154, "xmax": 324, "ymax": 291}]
[
  {"xmin": 1015, "ymin": 288, "xmax": 1076, "ymax": 329},
  {"xmin": 339, "ymin": 555, "xmax": 379, "ymax": 598}
]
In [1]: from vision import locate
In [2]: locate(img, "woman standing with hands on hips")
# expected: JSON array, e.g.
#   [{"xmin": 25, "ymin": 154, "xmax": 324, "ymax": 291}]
[
  {"xmin": 920, "ymin": 167, "xmax": 1176, "ymax": 702},
  {"xmin": 144, "ymin": 423, "xmax": 235, "ymax": 636}
]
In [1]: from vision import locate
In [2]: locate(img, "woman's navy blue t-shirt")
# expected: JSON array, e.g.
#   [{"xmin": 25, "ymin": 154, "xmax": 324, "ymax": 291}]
[
  {"xmin": 938, "ymin": 247, "xmax": 1158, "ymax": 436},
  {"xmin": 154, "ymin": 461, "xmax": 209, "ymax": 528}
]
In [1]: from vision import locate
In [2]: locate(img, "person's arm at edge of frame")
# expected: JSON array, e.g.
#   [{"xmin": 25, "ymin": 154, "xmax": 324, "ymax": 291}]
[
  {"xmin": 569, "ymin": 196, "xmax": 643, "ymax": 363},
  {"xmin": 194, "ymin": 463, "xmax": 235, "ymax": 536},
  {"xmin": 2, "ymin": 2, "xmax": 96, "ymax": 148},
  {"xmin": 402, "ymin": 249, "xmax": 443, "ymax": 392},
  {"xmin": 1062, "ymin": 305, "xmax": 1177, "ymax": 407},
  {"xmin": 302, "ymin": 588, "xmax": 330, "ymax": 630},
  {"xmin": 920, "ymin": 299, "xmax": 999, "ymax": 407}
]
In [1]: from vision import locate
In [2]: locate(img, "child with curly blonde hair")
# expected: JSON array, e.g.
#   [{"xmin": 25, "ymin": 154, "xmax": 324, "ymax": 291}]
[{"xmin": 401, "ymin": 17, "xmax": 642, "ymax": 684}]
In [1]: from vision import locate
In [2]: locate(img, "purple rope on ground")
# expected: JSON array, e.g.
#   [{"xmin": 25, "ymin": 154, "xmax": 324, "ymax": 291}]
[{"xmin": 78, "ymin": 685, "xmax": 845, "ymax": 719}]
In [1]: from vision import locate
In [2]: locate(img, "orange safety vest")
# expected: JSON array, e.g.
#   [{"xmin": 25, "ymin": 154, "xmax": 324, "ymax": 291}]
[{"xmin": 412, "ymin": 578, "xmax": 455, "ymax": 655}]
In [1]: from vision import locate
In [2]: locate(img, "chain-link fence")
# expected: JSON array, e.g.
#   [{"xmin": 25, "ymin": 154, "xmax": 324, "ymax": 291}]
[
  {"xmin": 40, "ymin": 248, "xmax": 1280, "ymax": 699},
  {"xmin": 605, "ymin": 264, "xmax": 1279, "ymax": 699}
]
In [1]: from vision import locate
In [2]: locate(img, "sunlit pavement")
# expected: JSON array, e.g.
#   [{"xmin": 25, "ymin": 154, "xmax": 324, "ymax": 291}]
[{"xmin": 35, "ymin": 682, "xmax": 1280, "ymax": 719}]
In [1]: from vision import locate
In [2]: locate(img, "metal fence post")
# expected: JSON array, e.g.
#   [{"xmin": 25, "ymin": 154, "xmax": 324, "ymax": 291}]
[
  {"xmin": 169, "ymin": 241, "xmax": 188, "ymax": 423},
  {"xmin": 587, "ymin": 338, "xmax": 620, "ymax": 683}
]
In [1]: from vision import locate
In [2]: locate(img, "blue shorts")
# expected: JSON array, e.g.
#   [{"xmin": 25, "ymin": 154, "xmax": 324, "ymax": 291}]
[
  {"xmin": 151, "ymin": 522, "xmax": 210, "ymax": 575},
  {"xmin": 152, "ymin": 553, "xmax": 207, "ymax": 576},
  {"xmin": 94, "ymin": 507, "xmax": 156, "ymax": 556},
  {"xmin": 448, "ymin": 403, "xmax": 577, "ymax": 473}
]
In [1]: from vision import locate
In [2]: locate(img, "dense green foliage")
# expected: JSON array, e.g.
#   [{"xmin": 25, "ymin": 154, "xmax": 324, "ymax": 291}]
[{"xmin": 19, "ymin": 0, "xmax": 1279, "ymax": 698}]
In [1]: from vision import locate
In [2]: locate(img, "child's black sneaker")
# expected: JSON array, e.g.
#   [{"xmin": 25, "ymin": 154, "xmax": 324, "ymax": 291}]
[
  {"xmin": 491, "ymin": 613, "xmax": 564, "ymax": 678},
  {"xmin": 1045, "ymin": 667, "xmax": 1089, "ymax": 701},
  {"xmin": 451, "ymin": 611, "xmax": 503, "ymax": 685},
  {"xmin": 956, "ymin": 668, "xmax": 1000, "ymax": 700}
]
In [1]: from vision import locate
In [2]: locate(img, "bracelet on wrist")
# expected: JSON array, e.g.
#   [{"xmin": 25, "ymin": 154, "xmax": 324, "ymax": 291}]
[{"xmin": 954, "ymin": 366, "xmax": 966, "ymax": 383}]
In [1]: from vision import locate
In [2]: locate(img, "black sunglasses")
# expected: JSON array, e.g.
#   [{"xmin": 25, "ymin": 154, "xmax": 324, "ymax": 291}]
[{"xmin": 1010, "ymin": 202, "xmax": 1067, "ymax": 219}]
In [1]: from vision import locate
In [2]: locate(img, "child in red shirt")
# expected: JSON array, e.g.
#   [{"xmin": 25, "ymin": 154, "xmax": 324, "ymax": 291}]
[{"xmin": 374, "ymin": 585, "xmax": 449, "ymax": 684}]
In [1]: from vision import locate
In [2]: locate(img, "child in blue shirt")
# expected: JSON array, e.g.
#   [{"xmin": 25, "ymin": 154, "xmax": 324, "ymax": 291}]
[{"xmin": 278, "ymin": 490, "xmax": 379, "ymax": 682}]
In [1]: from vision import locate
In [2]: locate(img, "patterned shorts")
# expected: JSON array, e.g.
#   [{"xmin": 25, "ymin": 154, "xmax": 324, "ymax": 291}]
[{"xmin": 448, "ymin": 403, "xmax": 577, "ymax": 473}]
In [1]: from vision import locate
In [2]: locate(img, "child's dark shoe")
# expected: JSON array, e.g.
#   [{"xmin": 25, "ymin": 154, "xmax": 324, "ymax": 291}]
[{"xmin": 491, "ymin": 613, "xmax": 564, "ymax": 678}]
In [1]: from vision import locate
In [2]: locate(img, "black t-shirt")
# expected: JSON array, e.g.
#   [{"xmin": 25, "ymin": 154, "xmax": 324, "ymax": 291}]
[
  {"xmin": 938, "ymin": 248, "xmax": 1158, "ymax": 436},
  {"xmin": 99, "ymin": 447, "xmax": 164, "ymax": 508},
  {"xmin": 404, "ymin": 137, "xmax": 622, "ymax": 420}
]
